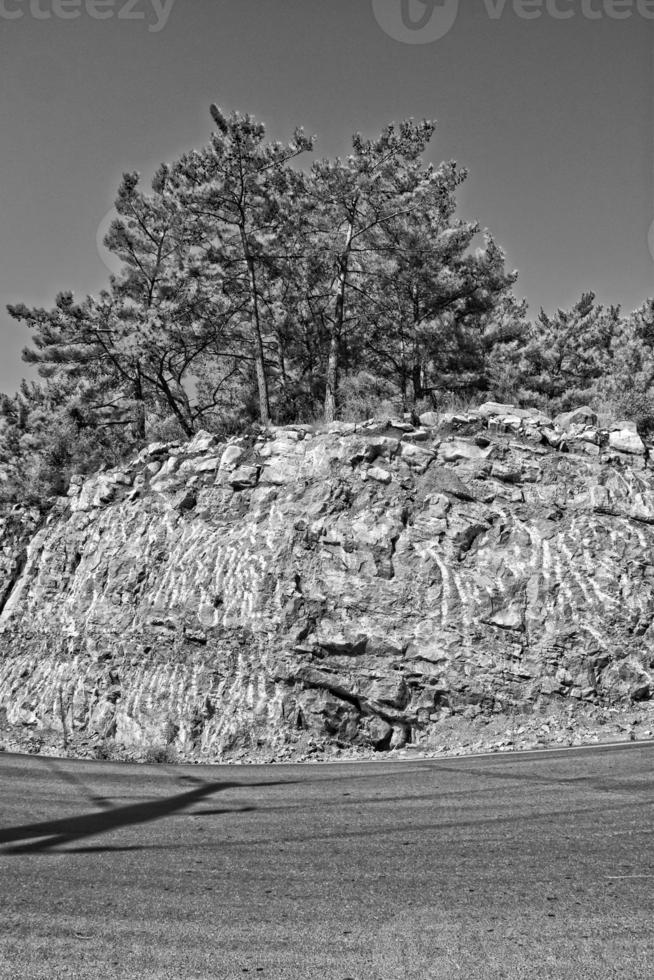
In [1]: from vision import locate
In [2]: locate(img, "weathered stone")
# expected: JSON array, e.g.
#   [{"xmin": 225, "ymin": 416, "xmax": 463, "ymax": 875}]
[
  {"xmin": 315, "ymin": 632, "xmax": 368, "ymax": 656},
  {"xmin": 590, "ymin": 485, "xmax": 616, "ymax": 515},
  {"xmin": 227, "ymin": 465, "xmax": 259, "ymax": 489},
  {"xmin": 426, "ymin": 466, "xmax": 476, "ymax": 500},
  {"xmin": 157, "ymin": 456, "xmax": 180, "ymax": 479},
  {"xmin": 440, "ymin": 439, "xmax": 493, "ymax": 463},
  {"xmin": 401, "ymin": 429, "xmax": 429, "ymax": 443},
  {"xmin": 260, "ymin": 457, "xmax": 301, "ymax": 485},
  {"xmin": 476, "ymin": 401, "xmax": 516, "ymax": 418},
  {"xmin": 575, "ymin": 442, "xmax": 600, "ymax": 457},
  {"xmin": 389, "ymin": 725, "xmax": 409, "ymax": 749},
  {"xmin": 611, "ymin": 419, "xmax": 638, "ymax": 434},
  {"xmin": 219, "ymin": 445, "xmax": 244, "ymax": 471},
  {"xmin": 490, "ymin": 463, "xmax": 522, "ymax": 484},
  {"xmin": 399, "ymin": 442, "xmax": 436, "ymax": 468},
  {"xmin": 185, "ymin": 430, "xmax": 219, "ymax": 455},
  {"xmin": 172, "ymin": 489, "xmax": 197, "ymax": 512},
  {"xmin": 367, "ymin": 466, "xmax": 392, "ymax": 485},
  {"xmin": 609, "ymin": 430, "xmax": 645, "ymax": 455},
  {"xmin": 145, "ymin": 442, "xmax": 169, "ymax": 457},
  {"xmin": 366, "ymin": 436, "xmax": 400, "ymax": 460},
  {"xmin": 485, "ymin": 605, "xmax": 524, "ymax": 631},
  {"xmin": 540, "ymin": 677, "xmax": 562, "ymax": 696},
  {"xmin": 541, "ymin": 428, "xmax": 564, "ymax": 449},
  {"xmin": 191, "ymin": 456, "xmax": 222, "ymax": 473},
  {"xmin": 178, "ymin": 455, "xmax": 222, "ymax": 476},
  {"xmin": 365, "ymin": 674, "xmax": 409, "ymax": 709},
  {"xmin": 439, "ymin": 413, "xmax": 478, "ymax": 430},
  {"xmin": 630, "ymin": 681, "xmax": 651, "ymax": 702},
  {"xmin": 630, "ymin": 492, "xmax": 654, "ymax": 524},
  {"xmin": 327, "ymin": 421, "xmax": 358, "ymax": 435},
  {"xmin": 269, "ymin": 425, "xmax": 305, "ymax": 442},
  {"xmin": 555, "ymin": 406, "xmax": 597, "ymax": 430},
  {"xmin": 1, "ymin": 409, "xmax": 654, "ymax": 763},
  {"xmin": 260, "ymin": 438, "xmax": 304, "ymax": 459},
  {"xmin": 475, "ymin": 403, "xmax": 550, "ymax": 426},
  {"xmin": 487, "ymin": 415, "xmax": 524, "ymax": 435},
  {"xmin": 366, "ymin": 715, "xmax": 393, "ymax": 750}
]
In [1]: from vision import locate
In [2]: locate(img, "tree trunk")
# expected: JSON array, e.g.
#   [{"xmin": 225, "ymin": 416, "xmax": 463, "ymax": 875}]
[
  {"xmin": 411, "ymin": 359, "xmax": 424, "ymax": 403},
  {"xmin": 399, "ymin": 322, "xmax": 408, "ymax": 413},
  {"xmin": 400, "ymin": 370, "xmax": 408, "ymax": 414},
  {"xmin": 241, "ymin": 229, "xmax": 271, "ymax": 427},
  {"xmin": 156, "ymin": 370, "xmax": 194, "ymax": 438},
  {"xmin": 410, "ymin": 287, "xmax": 424, "ymax": 404},
  {"xmin": 324, "ymin": 335, "xmax": 339, "ymax": 424},
  {"xmin": 324, "ymin": 217, "xmax": 355, "ymax": 423},
  {"xmin": 132, "ymin": 369, "xmax": 147, "ymax": 443}
]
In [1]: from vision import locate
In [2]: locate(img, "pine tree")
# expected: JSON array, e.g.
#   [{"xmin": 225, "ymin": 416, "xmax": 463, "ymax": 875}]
[
  {"xmin": 597, "ymin": 299, "xmax": 654, "ymax": 434},
  {"xmin": 296, "ymin": 120, "xmax": 517, "ymax": 416},
  {"xmin": 302, "ymin": 121, "xmax": 442, "ymax": 421},
  {"xmin": 105, "ymin": 166, "xmax": 241, "ymax": 437},
  {"xmin": 518, "ymin": 293, "xmax": 619, "ymax": 411},
  {"xmin": 169, "ymin": 106, "xmax": 315, "ymax": 426}
]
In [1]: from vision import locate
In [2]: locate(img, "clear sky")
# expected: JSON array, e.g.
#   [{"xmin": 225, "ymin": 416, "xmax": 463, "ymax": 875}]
[{"xmin": 0, "ymin": 0, "xmax": 652, "ymax": 393}]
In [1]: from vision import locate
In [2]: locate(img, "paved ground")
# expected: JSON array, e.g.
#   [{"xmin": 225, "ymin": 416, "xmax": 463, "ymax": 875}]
[{"xmin": 0, "ymin": 743, "xmax": 652, "ymax": 979}]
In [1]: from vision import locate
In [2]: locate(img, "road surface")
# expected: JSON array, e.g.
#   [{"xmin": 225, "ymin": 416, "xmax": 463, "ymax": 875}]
[{"xmin": 0, "ymin": 743, "xmax": 653, "ymax": 979}]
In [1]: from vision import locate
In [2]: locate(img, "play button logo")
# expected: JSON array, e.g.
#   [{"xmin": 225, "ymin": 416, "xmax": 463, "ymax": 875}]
[{"xmin": 372, "ymin": 0, "xmax": 460, "ymax": 43}]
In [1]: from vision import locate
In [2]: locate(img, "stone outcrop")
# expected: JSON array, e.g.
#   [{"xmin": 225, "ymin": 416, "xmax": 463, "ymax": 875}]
[{"xmin": 1, "ymin": 403, "xmax": 653, "ymax": 761}]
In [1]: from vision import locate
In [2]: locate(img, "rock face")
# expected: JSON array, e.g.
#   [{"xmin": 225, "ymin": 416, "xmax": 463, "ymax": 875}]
[{"xmin": 1, "ymin": 404, "xmax": 653, "ymax": 760}]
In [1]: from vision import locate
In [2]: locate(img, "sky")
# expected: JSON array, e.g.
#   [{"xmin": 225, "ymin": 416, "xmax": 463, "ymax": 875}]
[{"xmin": 0, "ymin": 0, "xmax": 652, "ymax": 393}]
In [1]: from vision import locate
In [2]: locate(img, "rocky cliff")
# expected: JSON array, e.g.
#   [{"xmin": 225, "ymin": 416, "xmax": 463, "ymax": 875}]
[{"xmin": 1, "ymin": 403, "xmax": 653, "ymax": 762}]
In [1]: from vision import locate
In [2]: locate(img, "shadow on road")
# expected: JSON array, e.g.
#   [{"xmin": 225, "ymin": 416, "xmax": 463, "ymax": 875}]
[{"xmin": 0, "ymin": 776, "xmax": 277, "ymax": 854}]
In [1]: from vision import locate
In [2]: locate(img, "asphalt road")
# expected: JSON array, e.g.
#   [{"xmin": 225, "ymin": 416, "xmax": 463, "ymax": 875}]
[{"xmin": 0, "ymin": 743, "xmax": 653, "ymax": 980}]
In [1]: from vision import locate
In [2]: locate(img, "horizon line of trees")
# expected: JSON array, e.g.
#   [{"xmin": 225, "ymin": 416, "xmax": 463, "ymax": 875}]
[{"xmin": 1, "ymin": 105, "xmax": 653, "ymax": 507}]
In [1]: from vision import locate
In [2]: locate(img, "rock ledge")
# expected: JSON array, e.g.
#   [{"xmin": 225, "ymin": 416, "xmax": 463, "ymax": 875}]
[{"xmin": 1, "ymin": 403, "xmax": 653, "ymax": 761}]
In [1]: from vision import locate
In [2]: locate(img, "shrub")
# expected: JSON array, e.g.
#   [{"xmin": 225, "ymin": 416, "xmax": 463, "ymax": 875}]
[{"xmin": 143, "ymin": 743, "xmax": 178, "ymax": 764}]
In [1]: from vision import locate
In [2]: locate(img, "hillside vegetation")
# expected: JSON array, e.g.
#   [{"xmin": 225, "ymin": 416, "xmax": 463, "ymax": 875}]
[{"xmin": 2, "ymin": 106, "xmax": 654, "ymax": 508}]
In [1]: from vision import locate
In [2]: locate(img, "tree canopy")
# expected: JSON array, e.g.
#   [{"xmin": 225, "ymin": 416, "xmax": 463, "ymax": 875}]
[{"xmin": 2, "ymin": 105, "xmax": 650, "ymax": 506}]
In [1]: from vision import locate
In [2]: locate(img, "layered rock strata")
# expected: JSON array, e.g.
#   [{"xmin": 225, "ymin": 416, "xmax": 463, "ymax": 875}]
[{"xmin": 0, "ymin": 403, "xmax": 653, "ymax": 760}]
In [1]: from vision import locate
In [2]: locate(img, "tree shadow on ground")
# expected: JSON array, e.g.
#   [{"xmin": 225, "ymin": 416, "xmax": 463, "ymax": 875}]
[{"xmin": 0, "ymin": 775, "xmax": 283, "ymax": 854}]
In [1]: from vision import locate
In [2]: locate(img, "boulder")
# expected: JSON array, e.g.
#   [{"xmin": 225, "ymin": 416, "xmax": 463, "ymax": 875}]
[
  {"xmin": 219, "ymin": 445, "xmax": 244, "ymax": 471},
  {"xmin": 609, "ymin": 430, "xmax": 645, "ymax": 455},
  {"xmin": 399, "ymin": 442, "xmax": 436, "ymax": 469},
  {"xmin": 227, "ymin": 465, "xmax": 259, "ymax": 489},
  {"xmin": 185, "ymin": 430, "xmax": 219, "ymax": 455},
  {"xmin": 555, "ymin": 406, "xmax": 598, "ymax": 430},
  {"xmin": 440, "ymin": 439, "xmax": 493, "ymax": 463},
  {"xmin": 367, "ymin": 466, "xmax": 392, "ymax": 485},
  {"xmin": 610, "ymin": 419, "xmax": 638, "ymax": 434},
  {"xmin": 476, "ymin": 401, "xmax": 517, "ymax": 418}
]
